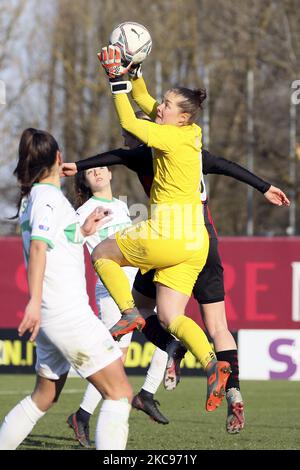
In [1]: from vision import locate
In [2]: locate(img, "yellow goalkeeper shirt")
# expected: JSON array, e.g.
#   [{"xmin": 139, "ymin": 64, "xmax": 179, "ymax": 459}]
[{"xmin": 113, "ymin": 78, "xmax": 203, "ymax": 228}]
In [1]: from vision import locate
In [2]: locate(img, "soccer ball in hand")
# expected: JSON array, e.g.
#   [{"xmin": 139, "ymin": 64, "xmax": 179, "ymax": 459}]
[{"xmin": 110, "ymin": 22, "xmax": 152, "ymax": 64}]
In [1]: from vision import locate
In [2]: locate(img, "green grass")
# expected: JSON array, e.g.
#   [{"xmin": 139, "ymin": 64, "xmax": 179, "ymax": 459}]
[{"xmin": 0, "ymin": 375, "xmax": 299, "ymax": 450}]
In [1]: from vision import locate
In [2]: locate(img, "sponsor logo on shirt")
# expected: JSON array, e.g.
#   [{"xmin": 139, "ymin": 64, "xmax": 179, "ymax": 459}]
[{"xmin": 39, "ymin": 214, "xmax": 51, "ymax": 232}]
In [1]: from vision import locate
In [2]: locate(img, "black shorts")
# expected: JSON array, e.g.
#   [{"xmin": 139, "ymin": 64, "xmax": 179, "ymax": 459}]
[
  {"xmin": 133, "ymin": 237, "xmax": 225, "ymax": 304},
  {"xmin": 134, "ymin": 268, "xmax": 156, "ymax": 299}
]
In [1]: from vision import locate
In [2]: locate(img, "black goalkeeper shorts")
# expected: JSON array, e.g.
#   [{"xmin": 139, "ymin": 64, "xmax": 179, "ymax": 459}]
[{"xmin": 133, "ymin": 237, "xmax": 225, "ymax": 304}]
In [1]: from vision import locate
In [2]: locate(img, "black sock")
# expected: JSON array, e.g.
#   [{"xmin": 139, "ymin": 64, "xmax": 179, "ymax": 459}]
[
  {"xmin": 140, "ymin": 389, "xmax": 154, "ymax": 399},
  {"xmin": 142, "ymin": 315, "xmax": 173, "ymax": 351},
  {"xmin": 76, "ymin": 407, "xmax": 91, "ymax": 425},
  {"xmin": 216, "ymin": 349, "xmax": 240, "ymax": 391}
]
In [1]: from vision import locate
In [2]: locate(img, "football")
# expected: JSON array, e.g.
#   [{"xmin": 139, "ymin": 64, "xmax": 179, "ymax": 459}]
[{"xmin": 109, "ymin": 22, "xmax": 152, "ymax": 64}]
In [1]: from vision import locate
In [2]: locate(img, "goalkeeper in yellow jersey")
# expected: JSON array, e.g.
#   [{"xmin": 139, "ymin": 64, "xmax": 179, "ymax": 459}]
[{"xmin": 93, "ymin": 45, "xmax": 231, "ymax": 412}]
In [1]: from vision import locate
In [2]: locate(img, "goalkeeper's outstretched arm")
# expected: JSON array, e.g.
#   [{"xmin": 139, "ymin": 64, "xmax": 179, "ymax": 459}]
[{"xmin": 130, "ymin": 76, "xmax": 158, "ymax": 121}]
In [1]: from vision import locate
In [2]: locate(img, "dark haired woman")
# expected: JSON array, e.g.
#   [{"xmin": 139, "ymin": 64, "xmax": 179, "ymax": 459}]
[{"xmin": 0, "ymin": 128, "xmax": 132, "ymax": 450}]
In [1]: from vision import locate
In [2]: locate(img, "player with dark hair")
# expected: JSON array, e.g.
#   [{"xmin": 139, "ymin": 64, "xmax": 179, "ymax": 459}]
[{"xmin": 0, "ymin": 128, "xmax": 132, "ymax": 450}]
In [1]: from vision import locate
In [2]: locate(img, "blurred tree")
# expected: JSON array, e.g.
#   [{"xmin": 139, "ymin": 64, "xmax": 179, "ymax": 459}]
[{"xmin": 0, "ymin": 0, "xmax": 36, "ymax": 234}]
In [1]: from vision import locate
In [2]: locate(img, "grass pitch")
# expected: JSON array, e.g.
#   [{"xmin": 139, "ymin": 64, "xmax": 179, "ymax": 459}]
[{"xmin": 0, "ymin": 375, "xmax": 299, "ymax": 450}]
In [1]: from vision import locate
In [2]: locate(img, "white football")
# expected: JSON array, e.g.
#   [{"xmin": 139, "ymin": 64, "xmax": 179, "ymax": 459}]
[{"xmin": 110, "ymin": 22, "xmax": 152, "ymax": 64}]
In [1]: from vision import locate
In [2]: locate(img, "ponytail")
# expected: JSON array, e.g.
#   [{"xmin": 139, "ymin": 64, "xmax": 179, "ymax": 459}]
[
  {"xmin": 74, "ymin": 171, "xmax": 93, "ymax": 209},
  {"xmin": 171, "ymin": 87, "xmax": 207, "ymax": 124},
  {"xmin": 12, "ymin": 128, "xmax": 59, "ymax": 218}
]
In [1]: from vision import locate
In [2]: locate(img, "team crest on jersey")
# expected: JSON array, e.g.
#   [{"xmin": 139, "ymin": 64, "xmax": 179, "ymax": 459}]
[{"xmin": 39, "ymin": 216, "xmax": 50, "ymax": 231}]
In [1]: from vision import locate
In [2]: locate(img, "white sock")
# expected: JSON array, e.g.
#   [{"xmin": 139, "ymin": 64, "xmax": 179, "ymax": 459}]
[
  {"xmin": 95, "ymin": 399, "xmax": 131, "ymax": 450},
  {"xmin": 80, "ymin": 383, "xmax": 103, "ymax": 415},
  {"xmin": 0, "ymin": 396, "xmax": 45, "ymax": 450},
  {"xmin": 142, "ymin": 347, "xmax": 168, "ymax": 394}
]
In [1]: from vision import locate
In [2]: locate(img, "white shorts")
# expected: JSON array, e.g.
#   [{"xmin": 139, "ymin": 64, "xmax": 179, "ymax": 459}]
[
  {"xmin": 36, "ymin": 307, "xmax": 122, "ymax": 380},
  {"xmin": 96, "ymin": 266, "xmax": 138, "ymax": 349}
]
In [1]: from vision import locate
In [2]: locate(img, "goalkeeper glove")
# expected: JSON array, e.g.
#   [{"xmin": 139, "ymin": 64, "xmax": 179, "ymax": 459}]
[{"xmin": 98, "ymin": 45, "xmax": 132, "ymax": 94}]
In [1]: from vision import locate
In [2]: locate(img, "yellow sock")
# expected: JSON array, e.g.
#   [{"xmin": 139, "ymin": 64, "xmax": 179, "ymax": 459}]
[
  {"xmin": 94, "ymin": 259, "xmax": 135, "ymax": 312},
  {"xmin": 168, "ymin": 315, "xmax": 215, "ymax": 369}
]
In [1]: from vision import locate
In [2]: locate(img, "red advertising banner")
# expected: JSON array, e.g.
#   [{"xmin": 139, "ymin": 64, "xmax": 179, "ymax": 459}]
[
  {"xmin": 1, "ymin": 237, "xmax": 300, "ymax": 330},
  {"xmin": 218, "ymin": 237, "xmax": 300, "ymax": 330}
]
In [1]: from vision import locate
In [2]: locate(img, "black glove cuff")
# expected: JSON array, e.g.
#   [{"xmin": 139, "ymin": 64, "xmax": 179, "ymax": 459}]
[{"xmin": 109, "ymin": 80, "xmax": 132, "ymax": 94}]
